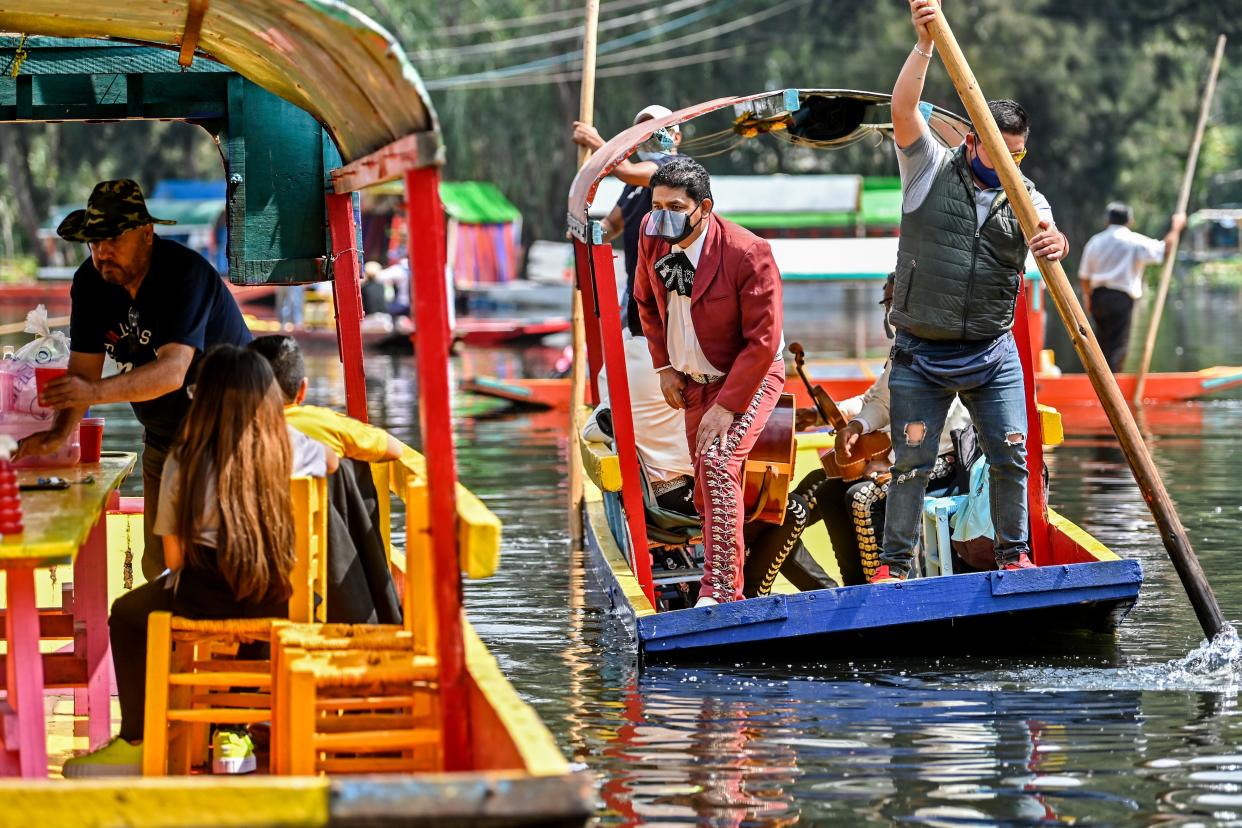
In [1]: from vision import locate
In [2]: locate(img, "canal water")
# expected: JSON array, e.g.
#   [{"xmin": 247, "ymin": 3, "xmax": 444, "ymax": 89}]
[{"xmin": 79, "ymin": 280, "xmax": 1242, "ymax": 825}]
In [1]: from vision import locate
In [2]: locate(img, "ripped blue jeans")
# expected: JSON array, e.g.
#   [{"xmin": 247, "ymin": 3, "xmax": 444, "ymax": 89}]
[{"xmin": 881, "ymin": 333, "xmax": 1029, "ymax": 574}]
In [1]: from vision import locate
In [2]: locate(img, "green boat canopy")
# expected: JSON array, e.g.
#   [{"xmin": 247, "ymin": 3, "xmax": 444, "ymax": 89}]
[
  {"xmin": 0, "ymin": 0, "xmax": 437, "ymax": 162},
  {"xmin": 368, "ymin": 180, "xmax": 522, "ymax": 226},
  {"xmin": 439, "ymin": 182, "xmax": 521, "ymax": 225}
]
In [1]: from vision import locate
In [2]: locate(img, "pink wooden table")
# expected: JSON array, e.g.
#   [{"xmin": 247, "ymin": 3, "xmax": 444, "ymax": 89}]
[{"xmin": 0, "ymin": 453, "xmax": 136, "ymax": 777}]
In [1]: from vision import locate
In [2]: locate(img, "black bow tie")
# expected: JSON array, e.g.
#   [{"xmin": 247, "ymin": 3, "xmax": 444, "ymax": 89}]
[{"xmin": 656, "ymin": 250, "xmax": 695, "ymax": 298}]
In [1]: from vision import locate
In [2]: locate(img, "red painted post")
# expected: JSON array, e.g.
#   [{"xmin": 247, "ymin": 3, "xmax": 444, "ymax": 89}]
[
  {"xmin": 403, "ymin": 166, "xmax": 472, "ymax": 771},
  {"xmin": 1025, "ymin": 275, "xmax": 1046, "ymax": 361},
  {"xmin": 1013, "ymin": 287, "xmax": 1050, "ymax": 561},
  {"xmin": 584, "ymin": 237, "xmax": 654, "ymax": 604},
  {"xmin": 325, "ymin": 193, "xmax": 370, "ymax": 423},
  {"xmin": 572, "ymin": 239, "xmax": 604, "ymax": 405}
]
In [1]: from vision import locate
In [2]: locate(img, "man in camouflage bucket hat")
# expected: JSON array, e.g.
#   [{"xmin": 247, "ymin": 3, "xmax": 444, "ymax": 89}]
[
  {"xmin": 19, "ymin": 178, "xmax": 253, "ymax": 581},
  {"xmin": 56, "ymin": 179, "xmax": 178, "ymax": 242}
]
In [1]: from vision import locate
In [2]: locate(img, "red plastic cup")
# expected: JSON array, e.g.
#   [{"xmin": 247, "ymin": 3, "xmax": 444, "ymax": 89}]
[
  {"xmin": 79, "ymin": 417, "xmax": 104, "ymax": 464},
  {"xmin": 34, "ymin": 366, "xmax": 68, "ymax": 404}
]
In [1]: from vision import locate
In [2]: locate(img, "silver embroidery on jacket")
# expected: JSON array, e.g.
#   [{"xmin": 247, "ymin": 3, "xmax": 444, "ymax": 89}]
[{"xmin": 701, "ymin": 379, "xmax": 769, "ymax": 602}]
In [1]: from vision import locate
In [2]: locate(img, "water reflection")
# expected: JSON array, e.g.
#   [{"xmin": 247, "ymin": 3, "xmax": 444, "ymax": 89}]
[
  {"xmin": 583, "ymin": 666, "xmax": 1167, "ymax": 825},
  {"xmin": 65, "ymin": 289, "xmax": 1242, "ymax": 824}
]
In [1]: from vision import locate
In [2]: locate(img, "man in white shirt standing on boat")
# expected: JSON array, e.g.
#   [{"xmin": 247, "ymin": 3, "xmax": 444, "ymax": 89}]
[
  {"xmin": 633, "ymin": 159, "xmax": 785, "ymax": 607},
  {"xmin": 1078, "ymin": 202, "xmax": 1186, "ymax": 372}
]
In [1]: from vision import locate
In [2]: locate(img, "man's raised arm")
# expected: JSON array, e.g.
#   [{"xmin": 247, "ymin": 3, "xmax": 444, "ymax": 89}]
[{"xmin": 892, "ymin": 0, "xmax": 941, "ymax": 150}]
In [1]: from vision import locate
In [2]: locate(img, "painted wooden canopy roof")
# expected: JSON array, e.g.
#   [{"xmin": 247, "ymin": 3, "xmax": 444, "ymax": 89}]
[
  {"xmin": 0, "ymin": 0, "xmax": 437, "ymax": 162},
  {"xmin": 567, "ymin": 89, "xmax": 970, "ymax": 242}
]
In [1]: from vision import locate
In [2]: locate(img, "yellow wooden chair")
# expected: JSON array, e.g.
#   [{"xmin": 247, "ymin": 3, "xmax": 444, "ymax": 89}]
[
  {"xmin": 141, "ymin": 476, "xmax": 329, "ymax": 776},
  {"xmin": 269, "ymin": 628, "xmax": 434, "ymax": 779},
  {"xmin": 264, "ymin": 460, "xmax": 442, "ymax": 776},
  {"xmin": 284, "ymin": 648, "xmax": 440, "ymax": 776},
  {"xmin": 264, "ymin": 449, "xmax": 501, "ymax": 776}
]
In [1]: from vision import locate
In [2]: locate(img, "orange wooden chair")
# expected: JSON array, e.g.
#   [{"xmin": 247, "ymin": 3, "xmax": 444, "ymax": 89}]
[
  {"xmin": 141, "ymin": 476, "xmax": 328, "ymax": 776},
  {"xmin": 283, "ymin": 648, "xmax": 440, "ymax": 775}
]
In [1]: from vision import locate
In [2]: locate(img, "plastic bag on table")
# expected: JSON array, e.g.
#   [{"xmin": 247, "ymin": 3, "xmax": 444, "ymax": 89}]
[
  {"xmin": 14, "ymin": 305, "xmax": 70, "ymax": 365},
  {"xmin": 0, "ymin": 417, "xmax": 80, "ymax": 468},
  {"xmin": 4, "ymin": 306, "xmax": 71, "ymax": 421}
]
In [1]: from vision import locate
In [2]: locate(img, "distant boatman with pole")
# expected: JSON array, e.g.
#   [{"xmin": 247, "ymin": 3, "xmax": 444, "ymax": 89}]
[
  {"xmin": 1078, "ymin": 203, "xmax": 1186, "ymax": 372},
  {"xmin": 572, "ymin": 105, "xmax": 685, "ymax": 331}
]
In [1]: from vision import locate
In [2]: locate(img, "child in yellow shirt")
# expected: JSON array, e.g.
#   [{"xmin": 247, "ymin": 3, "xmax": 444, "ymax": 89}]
[{"xmin": 248, "ymin": 336, "xmax": 402, "ymax": 462}]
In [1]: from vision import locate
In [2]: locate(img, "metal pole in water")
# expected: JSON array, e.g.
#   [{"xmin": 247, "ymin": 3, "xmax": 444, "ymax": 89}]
[{"xmin": 924, "ymin": 4, "xmax": 1227, "ymax": 638}]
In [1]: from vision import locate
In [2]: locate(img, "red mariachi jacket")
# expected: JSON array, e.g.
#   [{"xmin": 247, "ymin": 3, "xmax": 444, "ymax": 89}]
[{"xmin": 633, "ymin": 214, "xmax": 784, "ymax": 413}]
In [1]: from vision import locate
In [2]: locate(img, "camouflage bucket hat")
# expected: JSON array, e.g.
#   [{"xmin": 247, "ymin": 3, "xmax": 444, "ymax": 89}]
[{"xmin": 56, "ymin": 179, "xmax": 176, "ymax": 243}]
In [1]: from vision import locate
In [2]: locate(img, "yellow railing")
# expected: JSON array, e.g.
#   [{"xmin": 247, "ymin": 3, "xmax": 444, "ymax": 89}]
[{"xmin": 363, "ymin": 442, "xmax": 502, "ymax": 649}]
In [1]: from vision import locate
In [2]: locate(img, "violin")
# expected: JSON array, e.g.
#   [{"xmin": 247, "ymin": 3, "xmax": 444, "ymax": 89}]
[{"xmin": 788, "ymin": 342, "xmax": 892, "ymax": 481}]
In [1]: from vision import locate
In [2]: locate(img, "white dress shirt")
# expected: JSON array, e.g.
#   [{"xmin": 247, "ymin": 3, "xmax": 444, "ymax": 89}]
[
  {"xmin": 662, "ymin": 228, "xmax": 722, "ymax": 376},
  {"xmin": 1079, "ymin": 224, "xmax": 1166, "ymax": 299}
]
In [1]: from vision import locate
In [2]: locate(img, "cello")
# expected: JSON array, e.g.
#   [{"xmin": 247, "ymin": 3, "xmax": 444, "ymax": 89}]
[
  {"xmin": 741, "ymin": 392, "xmax": 796, "ymax": 525},
  {"xmin": 788, "ymin": 343, "xmax": 892, "ymax": 481}
]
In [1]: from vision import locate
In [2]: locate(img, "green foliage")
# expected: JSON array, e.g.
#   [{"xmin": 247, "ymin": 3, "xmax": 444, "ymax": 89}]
[
  {"xmin": 353, "ymin": 0, "xmax": 1241, "ymax": 251},
  {"xmin": 0, "ymin": 1, "xmax": 1239, "ymax": 266},
  {"xmin": 0, "ymin": 120, "xmax": 222, "ymax": 264},
  {"xmin": 1195, "ymin": 258, "xmax": 1242, "ymax": 288},
  {"xmin": 0, "ymin": 257, "xmax": 37, "ymax": 283}
]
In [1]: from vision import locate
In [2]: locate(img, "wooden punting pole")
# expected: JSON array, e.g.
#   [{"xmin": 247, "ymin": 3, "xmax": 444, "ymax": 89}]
[
  {"xmin": 925, "ymin": 5, "xmax": 1227, "ymax": 638},
  {"xmin": 568, "ymin": 0, "xmax": 601, "ymax": 551},
  {"xmin": 1133, "ymin": 34, "xmax": 1227, "ymax": 404}
]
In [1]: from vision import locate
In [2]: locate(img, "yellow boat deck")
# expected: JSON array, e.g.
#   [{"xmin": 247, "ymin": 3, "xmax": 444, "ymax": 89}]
[{"xmin": 0, "ymin": 448, "xmax": 590, "ymax": 826}]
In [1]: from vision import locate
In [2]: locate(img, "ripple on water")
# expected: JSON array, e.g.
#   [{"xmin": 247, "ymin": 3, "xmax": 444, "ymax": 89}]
[{"xmin": 987, "ymin": 624, "xmax": 1242, "ymax": 692}]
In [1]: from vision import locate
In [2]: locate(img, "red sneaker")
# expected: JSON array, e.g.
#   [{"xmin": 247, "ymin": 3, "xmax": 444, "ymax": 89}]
[
  {"xmin": 869, "ymin": 565, "xmax": 905, "ymax": 584},
  {"xmin": 1003, "ymin": 553, "xmax": 1037, "ymax": 571}
]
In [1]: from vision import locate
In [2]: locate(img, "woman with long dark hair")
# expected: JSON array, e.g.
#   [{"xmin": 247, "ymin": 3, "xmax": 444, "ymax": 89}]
[{"xmin": 64, "ymin": 345, "xmax": 323, "ymax": 777}]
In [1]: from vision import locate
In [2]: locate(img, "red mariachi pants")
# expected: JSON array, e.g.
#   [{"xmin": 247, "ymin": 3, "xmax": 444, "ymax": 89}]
[{"xmin": 682, "ymin": 360, "xmax": 785, "ymax": 603}]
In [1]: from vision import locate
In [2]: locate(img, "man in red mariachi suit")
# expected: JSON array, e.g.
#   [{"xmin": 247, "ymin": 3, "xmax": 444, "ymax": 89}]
[{"xmin": 633, "ymin": 159, "xmax": 785, "ymax": 607}]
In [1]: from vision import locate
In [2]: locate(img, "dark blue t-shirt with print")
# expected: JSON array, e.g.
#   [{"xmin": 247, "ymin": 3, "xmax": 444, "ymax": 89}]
[{"xmin": 69, "ymin": 236, "xmax": 252, "ymax": 450}]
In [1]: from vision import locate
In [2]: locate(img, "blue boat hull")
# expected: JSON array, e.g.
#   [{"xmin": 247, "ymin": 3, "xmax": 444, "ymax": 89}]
[{"xmin": 584, "ymin": 500, "xmax": 1143, "ymax": 662}]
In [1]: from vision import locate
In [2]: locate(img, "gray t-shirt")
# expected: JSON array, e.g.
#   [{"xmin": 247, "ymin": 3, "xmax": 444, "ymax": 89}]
[
  {"xmin": 154, "ymin": 425, "xmax": 327, "ymax": 548},
  {"xmin": 897, "ymin": 118, "xmax": 1054, "ymax": 228}
]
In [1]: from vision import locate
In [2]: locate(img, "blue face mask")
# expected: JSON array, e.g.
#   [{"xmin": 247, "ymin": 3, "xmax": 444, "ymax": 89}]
[
  {"xmin": 636, "ymin": 127, "xmax": 676, "ymax": 162},
  {"xmin": 970, "ymin": 147, "xmax": 1002, "ymax": 189},
  {"xmin": 645, "ymin": 205, "xmax": 702, "ymax": 244}
]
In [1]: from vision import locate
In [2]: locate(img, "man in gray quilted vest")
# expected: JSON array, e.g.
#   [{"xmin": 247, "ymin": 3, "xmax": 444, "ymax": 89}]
[{"xmin": 869, "ymin": 0, "xmax": 1069, "ymax": 583}]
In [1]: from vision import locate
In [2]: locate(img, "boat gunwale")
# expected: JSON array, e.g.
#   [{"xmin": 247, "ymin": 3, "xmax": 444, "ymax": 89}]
[{"xmin": 583, "ymin": 483, "xmax": 1142, "ymax": 659}]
